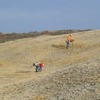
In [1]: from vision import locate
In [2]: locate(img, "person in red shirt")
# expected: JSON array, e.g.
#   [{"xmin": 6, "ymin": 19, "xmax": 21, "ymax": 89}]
[
  {"xmin": 39, "ymin": 62, "xmax": 44, "ymax": 71},
  {"xmin": 33, "ymin": 62, "xmax": 44, "ymax": 72}
]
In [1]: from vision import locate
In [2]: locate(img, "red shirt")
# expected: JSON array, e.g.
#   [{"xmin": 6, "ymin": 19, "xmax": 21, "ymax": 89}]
[{"xmin": 39, "ymin": 63, "xmax": 43, "ymax": 68}]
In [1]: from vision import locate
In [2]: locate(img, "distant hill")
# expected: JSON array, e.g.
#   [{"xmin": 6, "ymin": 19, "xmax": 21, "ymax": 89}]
[{"xmin": 0, "ymin": 29, "xmax": 91, "ymax": 43}]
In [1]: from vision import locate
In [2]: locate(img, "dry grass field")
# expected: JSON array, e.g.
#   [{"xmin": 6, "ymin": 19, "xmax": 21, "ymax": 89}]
[{"xmin": 0, "ymin": 30, "xmax": 100, "ymax": 100}]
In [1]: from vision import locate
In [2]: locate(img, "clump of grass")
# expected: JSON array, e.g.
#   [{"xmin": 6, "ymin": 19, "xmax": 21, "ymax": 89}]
[
  {"xmin": 30, "ymin": 96, "xmax": 47, "ymax": 100},
  {"xmin": 51, "ymin": 44, "xmax": 65, "ymax": 49}
]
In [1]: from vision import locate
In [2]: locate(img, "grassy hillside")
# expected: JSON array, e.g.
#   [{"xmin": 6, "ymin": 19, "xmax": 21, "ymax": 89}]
[{"xmin": 0, "ymin": 30, "xmax": 100, "ymax": 100}]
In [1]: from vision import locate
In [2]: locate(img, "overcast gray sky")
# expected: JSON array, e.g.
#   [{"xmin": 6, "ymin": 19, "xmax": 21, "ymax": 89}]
[{"xmin": 0, "ymin": 0, "xmax": 100, "ymax": 33}]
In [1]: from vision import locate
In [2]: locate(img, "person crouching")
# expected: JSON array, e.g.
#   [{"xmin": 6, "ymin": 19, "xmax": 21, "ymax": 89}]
[{"xmin": 33, "ymin": 62, "xmax": 44, "ymax": 72}]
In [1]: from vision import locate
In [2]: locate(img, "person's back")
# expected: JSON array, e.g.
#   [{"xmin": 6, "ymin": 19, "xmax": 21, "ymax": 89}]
[
  {"xmin": 66, "ymin": 34, "xmax": 72, "ymax": 42},
  {"xmin": 39, "ymin": 62, "xmax": 44, "ymax": 70}
]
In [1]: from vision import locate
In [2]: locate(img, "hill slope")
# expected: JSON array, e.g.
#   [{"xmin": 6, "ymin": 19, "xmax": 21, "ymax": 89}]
[{"xmin": 0, "ymin": 30, "xmax": 100, "ymax": 100}]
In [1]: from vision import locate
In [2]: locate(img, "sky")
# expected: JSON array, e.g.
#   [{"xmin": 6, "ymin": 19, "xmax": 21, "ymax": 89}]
[{"xmin": 0, "ymin": 0, "xmax": 100, "ymax": 33}]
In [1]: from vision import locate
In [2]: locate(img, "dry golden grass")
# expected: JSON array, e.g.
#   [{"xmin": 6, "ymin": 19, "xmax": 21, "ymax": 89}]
[
  {"xmin": 0, "ymin": 30, "xmax": 100, "ymax": 99},
  {"xmin": 30, "ymin": 96, "xmax": 47, "ymax": 100},
  {"xmin": 0, "ymin": 31, "xmax": 100, "ymax": 85}
]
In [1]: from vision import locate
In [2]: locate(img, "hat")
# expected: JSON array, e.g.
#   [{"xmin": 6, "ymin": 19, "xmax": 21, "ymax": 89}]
[{"xmin": 70, "ymin": 34, "xmax": 72, "ymax": 36}]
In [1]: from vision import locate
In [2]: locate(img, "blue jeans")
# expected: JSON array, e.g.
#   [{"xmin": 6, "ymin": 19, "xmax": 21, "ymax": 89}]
[
  {"xmin": 66, "ymin": 41, "xmax": 69, "ymax": 49},
  {"xmin": 36, "ymin": 66, "xmax": 41, "ymax": 72}
]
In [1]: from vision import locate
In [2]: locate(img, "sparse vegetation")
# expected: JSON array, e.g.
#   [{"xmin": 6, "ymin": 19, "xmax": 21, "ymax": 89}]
[
  {"xmin": 0, "ymin": 29, "xmax": 91, "ymax": 43},
  {"xmin": 0, "ymin": 30, "xmax": 99, "ymax": 100}
]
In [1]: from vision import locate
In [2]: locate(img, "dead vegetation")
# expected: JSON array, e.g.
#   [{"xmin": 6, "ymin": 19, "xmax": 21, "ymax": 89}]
[
  {"xmin": 0, "ymin": 30, "xmax": 100, "ymax": 100},
  {"xmin": 0, "ymin": 29, "xmax": 91, "ymax": 43}
]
